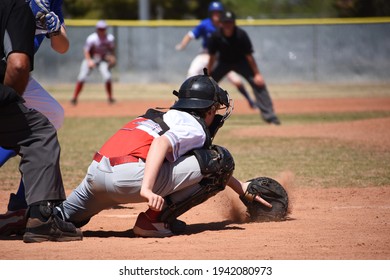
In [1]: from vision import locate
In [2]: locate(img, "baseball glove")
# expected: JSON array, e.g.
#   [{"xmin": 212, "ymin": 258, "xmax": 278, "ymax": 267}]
[
  {"xmin": 104, "ymin": 54, "xmax": 116, "ymax": 68},
  {"xmin": 240, "ymin": 177, "xmax": 289, "ymax": 222}
]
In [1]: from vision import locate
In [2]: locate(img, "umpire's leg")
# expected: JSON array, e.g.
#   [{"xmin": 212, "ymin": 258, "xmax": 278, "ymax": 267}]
[
  {"xmin": 1, "ymin": 83, "xmax": 82, "ymax": 243},
  {"xmin": 234, "ymin": 61, "xmax": 280, "ymax": 124},
  {"xmin": 209, "ymin": 62, "xmax": 231, "ymax": 83},
  {"xmin": 0, "ymin": 102, "xmax": 65, "ymax": 204}
]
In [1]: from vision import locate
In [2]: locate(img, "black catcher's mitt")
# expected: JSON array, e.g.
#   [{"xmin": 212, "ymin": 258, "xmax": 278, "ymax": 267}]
[{"xmin": 240, "ymin": 177, "xmax": 289, "ymax": 222}]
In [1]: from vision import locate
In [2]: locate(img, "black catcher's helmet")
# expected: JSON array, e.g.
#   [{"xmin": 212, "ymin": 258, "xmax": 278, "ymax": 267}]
[
  {"xmin": 171, "ymin": 69, "xmax": 234, "ymax": 139},
  {"xmin": 171, "ymin": 68, "xmax": 231, "ymax": 111}
]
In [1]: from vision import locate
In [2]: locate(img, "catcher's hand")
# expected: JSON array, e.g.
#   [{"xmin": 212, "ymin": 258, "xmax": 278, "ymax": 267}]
[{"xmin": 240, "ymin": 177, "xmax": 289, "ymax": 222}]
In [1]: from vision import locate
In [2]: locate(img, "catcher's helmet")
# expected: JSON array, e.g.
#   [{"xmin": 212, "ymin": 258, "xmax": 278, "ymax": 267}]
[
  {"xmin": 171, "ymin": 69, "xmax": 230, "ymax": 111},
  {"xmin": 208, "ymin": 2, "xmax": 224, "ymax": 13}
]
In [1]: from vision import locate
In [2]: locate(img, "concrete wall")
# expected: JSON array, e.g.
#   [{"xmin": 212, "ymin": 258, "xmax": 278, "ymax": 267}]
[{"xmin": 32, "ymin": 20, "xmax": 390, "ymax": 84}]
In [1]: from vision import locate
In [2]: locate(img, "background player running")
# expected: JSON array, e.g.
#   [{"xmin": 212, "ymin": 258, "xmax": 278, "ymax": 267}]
[{"xmin": 175, "ymin": 1, "xmax": 258, "ymax": 109}]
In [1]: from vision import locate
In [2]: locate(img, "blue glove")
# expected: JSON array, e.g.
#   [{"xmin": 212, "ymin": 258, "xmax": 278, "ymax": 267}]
[
  {"xmin": 29, "ymin": 0, "xmax": 51, "ymax": 33},
  {"xmin": 29, "ymin": 0, "xmax": 50, "ymax": 20},
  {"xmin": 45, "ymin": 11, "xmax": 61, "ymax": 37}
]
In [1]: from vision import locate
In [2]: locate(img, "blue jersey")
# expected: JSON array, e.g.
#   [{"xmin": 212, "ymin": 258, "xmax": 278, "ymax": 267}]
[
  {"xmin": 190, "ymin": 18, "xmax": 217, "ymax": 50},
  {"xmin": 29, "ymin": 0, "xmax": 65, "ymax": 53}
]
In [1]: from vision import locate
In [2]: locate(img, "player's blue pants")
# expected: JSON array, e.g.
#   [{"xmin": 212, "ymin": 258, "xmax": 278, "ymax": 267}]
[{"xmin": 0, "ymin": 146, "xmax": 17, "ymax": 166}]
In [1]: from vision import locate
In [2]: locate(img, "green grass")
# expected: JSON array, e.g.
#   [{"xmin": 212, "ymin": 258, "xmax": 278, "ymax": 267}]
[
  {"xmin": 45, "ymin": 82, "xmax": 390, "ymax": 102},
  {"xmin": 217, "ymin": 136, "xmax": 390, "ymax": 188},
  {"xmin": 226, "ymin": 111, "xmax": 390, "ymax": 126},
  {"xmin": 1, "ymin": 110, "xmax": 389, "ymax": 191},
  {"xmin": 215, "ymin": 111, "xmax": 390, "ymax": 188},
  {"xmin": 52, "ymin": 111, "xmax": 390, "ymax": 189}
]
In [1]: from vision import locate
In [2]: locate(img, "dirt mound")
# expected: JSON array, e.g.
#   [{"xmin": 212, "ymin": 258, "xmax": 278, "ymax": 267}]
[{"xmin": 1, "ymin": 97, "xmax": 389, "ymax": 260}]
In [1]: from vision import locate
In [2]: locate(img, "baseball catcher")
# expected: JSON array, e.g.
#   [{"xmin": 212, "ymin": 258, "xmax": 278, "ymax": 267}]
[{"xmin": 240, "ymin": 177, "xmax": 289, "ymax": 222}]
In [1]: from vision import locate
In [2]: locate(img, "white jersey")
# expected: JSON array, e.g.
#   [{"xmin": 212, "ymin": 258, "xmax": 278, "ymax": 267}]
[
  {"xmin": 98, "ymin": 109, "xmax": 207, "ymax": 162},
  {"xmin": 84, "ymin": 32, "xmax": 115, "ymax": 61},
  {"xmin": 163, "ymin": 110, "xmax": 206, "ymax": 162}
]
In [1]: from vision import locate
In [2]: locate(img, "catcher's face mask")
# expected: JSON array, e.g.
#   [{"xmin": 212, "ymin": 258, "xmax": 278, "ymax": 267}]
[
  {"xmin": 208, "ymin": 90, "xmax": 233, "ymax": 140},
  {"xmin": 216, "ymin": 88, "xmax": 233, "ymax": 123}
]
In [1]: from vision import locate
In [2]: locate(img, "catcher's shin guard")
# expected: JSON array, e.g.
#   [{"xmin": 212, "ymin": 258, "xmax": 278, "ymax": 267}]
[{"xmin": 160, "ymin": 181, "xmax": 224, "ymax": 223}]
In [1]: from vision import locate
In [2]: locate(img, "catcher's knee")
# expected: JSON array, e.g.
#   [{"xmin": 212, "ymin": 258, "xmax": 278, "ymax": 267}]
[
  {"xmin": 160, "ymin": 145, "xmax": 235, "ymax": 223},
  {"xmin": 192, "ymin": 144, "xmax": 235, "ymax": 182}
]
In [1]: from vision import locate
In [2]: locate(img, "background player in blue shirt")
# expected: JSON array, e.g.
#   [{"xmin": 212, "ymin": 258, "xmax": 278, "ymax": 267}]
[{"xmin": 175, "ymin": 1, "xmax": 257, "ymax": 109}]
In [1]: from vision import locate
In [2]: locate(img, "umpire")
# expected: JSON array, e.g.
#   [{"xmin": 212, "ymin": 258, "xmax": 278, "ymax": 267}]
[
  {"xmin": 0, "ymin": 0, "xmax": 82, "ymax": 243},
  {"xmin": 207, "ymin": 10, "xmax": 281, "ymax": 125}
]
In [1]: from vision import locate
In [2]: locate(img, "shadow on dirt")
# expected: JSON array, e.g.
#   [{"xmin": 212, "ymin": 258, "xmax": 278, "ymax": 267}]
[
  {"xmin": 0, "ymin": 218, "xmax": 294, "ymax": 240},
  {"xmin": 82, "ymin": 220, "xmax": 245, "ymax": 238},
  {"xmin": 0, "ymin": 235, "xmax": 23, "ymax": 241}
]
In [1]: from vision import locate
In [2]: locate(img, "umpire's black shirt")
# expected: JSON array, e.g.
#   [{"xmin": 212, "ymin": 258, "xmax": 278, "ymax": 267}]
[
  {"xmin": 208, "ymin": 26, "xmax": 254, "ymax": 63},
  {"xmin": 1, "ymin": 0, "xmax": 35, "ymax": 85}
]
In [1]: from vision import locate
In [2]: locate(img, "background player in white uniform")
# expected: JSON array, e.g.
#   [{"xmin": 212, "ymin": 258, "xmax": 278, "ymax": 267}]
[
  {"xmin": 0, "ymin": 0, "xmax": 70, "ymax": 236},
  {"xmin": 71, "ymin": 20, "xmax": 116, "ymax": 105},
  {"xmin": 175, "ymin": 1, "xmax": 258, "ymax": 109}
]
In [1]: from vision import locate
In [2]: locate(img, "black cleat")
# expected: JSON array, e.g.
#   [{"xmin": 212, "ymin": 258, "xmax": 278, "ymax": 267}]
[{"xmin": 23, "ymin": 215, "xmax": 83, "ymax": 243}]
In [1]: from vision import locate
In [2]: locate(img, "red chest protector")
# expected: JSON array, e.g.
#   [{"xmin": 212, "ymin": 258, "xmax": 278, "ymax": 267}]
[{"xmin": 98, "ymin": 109, "xmax": 169, "ymax": 159}]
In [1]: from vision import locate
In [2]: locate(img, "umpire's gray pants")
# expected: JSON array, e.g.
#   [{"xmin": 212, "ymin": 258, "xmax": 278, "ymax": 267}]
[
  {"xmin": 211, "ymin": 60, "xmax": 278, "ymax": 122},
  {"xmin": 0, "ymin": 100, "xmax": 65, "ymax": 205},
  {"xmin": 63, "ymin": 155, "xmax": 203, "ymax": 224}
]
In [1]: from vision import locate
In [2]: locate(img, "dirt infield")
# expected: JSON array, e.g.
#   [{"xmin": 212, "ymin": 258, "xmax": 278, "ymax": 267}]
[
  {"xmin": 1, "ymin": 97, "xmax": 389, "ymax": 260},
  {"xmin": 61, "ymin": 97, "xmax": 390, "ymax": 117}
]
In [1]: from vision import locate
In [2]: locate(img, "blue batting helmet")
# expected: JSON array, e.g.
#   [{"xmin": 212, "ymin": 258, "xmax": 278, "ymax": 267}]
[{"xmin": 208, "ymin": 2, "xmax": 224, "ymax": 13}]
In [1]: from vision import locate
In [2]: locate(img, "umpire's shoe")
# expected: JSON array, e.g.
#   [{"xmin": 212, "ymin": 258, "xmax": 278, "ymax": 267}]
[{"xmin": 23, "ymin": 201, "xmax": 83, "ymax": 243}]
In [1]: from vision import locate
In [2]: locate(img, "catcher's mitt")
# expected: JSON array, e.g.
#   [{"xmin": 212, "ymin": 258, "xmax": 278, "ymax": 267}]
[{"xmin": 240, "ymin": 177, "xmax": 288, "ymax": 222}]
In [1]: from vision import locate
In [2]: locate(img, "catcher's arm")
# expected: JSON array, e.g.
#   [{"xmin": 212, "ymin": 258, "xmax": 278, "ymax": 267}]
[
  {"xmin": 227, "ymin": 176, "xmax": 272, "ymax": 208},
  {"xmin": 139, "ymin": 135, "xmax": 172, "ymax": 212}
]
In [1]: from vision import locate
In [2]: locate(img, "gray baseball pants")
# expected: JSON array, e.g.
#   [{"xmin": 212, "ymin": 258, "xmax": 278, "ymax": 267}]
[{"xmin": 62, "ymin": 154, "xmax": 203, "ymax": 224}]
